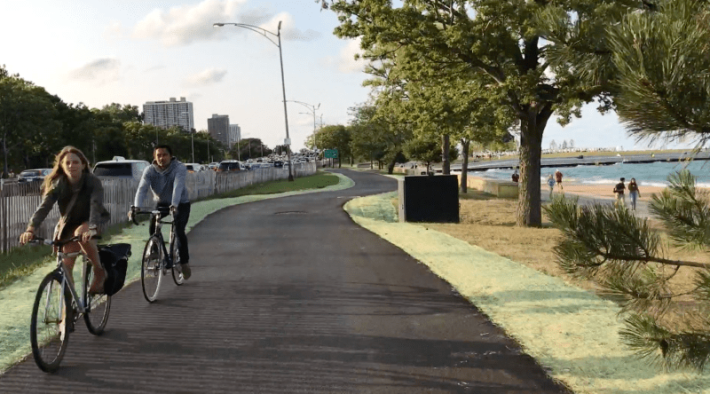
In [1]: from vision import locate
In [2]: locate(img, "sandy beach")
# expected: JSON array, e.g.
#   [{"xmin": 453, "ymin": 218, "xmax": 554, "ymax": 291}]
[{"xmin": 555, "ymin": 183, "xmax": 665, "ymax": 202}]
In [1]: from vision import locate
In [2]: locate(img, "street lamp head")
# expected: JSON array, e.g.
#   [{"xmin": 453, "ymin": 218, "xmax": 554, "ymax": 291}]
[{"xmin": 213, "ymin": 23, "xmax": 225, "ymax": 27}]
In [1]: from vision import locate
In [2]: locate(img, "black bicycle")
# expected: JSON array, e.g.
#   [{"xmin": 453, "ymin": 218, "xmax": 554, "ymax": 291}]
[
  {"xmin": 132, "ymin": 206, "xmax": 184, "ymax": 302},
  {"xmin": 28, "ymin": 236, "xmax": 130, "ymax": 372}
]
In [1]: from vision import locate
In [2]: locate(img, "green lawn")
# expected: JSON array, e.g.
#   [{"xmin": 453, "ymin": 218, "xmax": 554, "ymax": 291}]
[{"xmin": 207, "ymin": 171, "xmax": 340, "ymax": 199}]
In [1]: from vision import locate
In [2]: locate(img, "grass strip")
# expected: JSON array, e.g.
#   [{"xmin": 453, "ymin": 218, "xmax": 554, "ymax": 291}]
[
  {"xmin": 0, "ymin": 171, "xmax": 353, "ymax": 374},
  {"xmin": 205, "ymin": 171, "xmax": 339, "ymax": 200},
  {"xmin": 344, "ymin": 192, "xmax": 710, "ymax": 394}
]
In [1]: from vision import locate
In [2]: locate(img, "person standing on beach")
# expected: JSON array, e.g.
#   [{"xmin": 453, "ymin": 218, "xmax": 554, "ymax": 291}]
[
  {"xmin": 547, "ymin": 174, "xmax": 556, "ymax": 198},
  {"xmin": 613, "ymin": 177, "xmax": 626, "ymax": 208},
  {"xmin": 554, "ymin": 170, "xmax": 563, "ymax": 193},
  {"xmin": 628, "ymin": 178, "xmax": 641, "ymax": 211}
]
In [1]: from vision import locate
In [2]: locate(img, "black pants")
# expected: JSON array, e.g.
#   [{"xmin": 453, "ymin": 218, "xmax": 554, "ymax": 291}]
[{"xmin": 150, "ymin": 202, "xmax": 190, "ymax": 266}]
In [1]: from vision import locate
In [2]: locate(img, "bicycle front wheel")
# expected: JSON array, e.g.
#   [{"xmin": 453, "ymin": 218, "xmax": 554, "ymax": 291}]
[
  {"xmin": 30, "ymin": 272, "xmax": 71, "ymax": 373},
  {"xmin": 141, "ymin": 236, "xmax": 163, "ymax": 302},
  {"xmin": 83, "ymin": 262, "xmax": 111, "ymax": 335},
  {"xmin": 171, "ymin": 239, "xmax": 184, "ymax": 286}
]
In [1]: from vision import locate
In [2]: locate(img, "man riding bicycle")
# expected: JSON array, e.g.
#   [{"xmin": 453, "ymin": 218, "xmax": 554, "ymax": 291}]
[{"xmin": 130, "ymin": 145, "xmax": 192, "ymax": 279}]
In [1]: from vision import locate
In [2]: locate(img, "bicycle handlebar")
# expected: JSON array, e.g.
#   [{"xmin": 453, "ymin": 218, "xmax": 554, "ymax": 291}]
[
  {"xmin": 27, "ymin": 235, "xmax": 101, "ymax": 247},
  {"xmin": 131, "ymin": 208, "xmax": 172, "ymax": 225}
]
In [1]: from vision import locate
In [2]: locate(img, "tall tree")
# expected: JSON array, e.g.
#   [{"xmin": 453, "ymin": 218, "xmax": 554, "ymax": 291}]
[
  {"xmin": 320, "ymin": 0, "xmax": 638, "ymax": 226},
  {"xmin": 0, "ymin": 72, "xmax": 59, "ymax": 173},
  {"xmin": 317, "ymin": 125, "xmax": 353, "ymax": 168}
]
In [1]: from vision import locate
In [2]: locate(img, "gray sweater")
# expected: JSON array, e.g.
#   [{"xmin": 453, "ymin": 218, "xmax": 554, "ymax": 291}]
[
  {"xmin": 134, "ymin": 158, "xmax": 189, "ymax": 208},
  {"xmin": 29, "ymin": 172, "xmax": 109, "ymax": 230}
]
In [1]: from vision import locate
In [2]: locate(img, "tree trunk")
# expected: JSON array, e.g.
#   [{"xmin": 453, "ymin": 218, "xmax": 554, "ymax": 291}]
[
  {"xmin": 370, "ymin": 152, "xmax": 373, "ymax": 169},
  {"xmin": 387, "ymin": 151, "xmax": 400, "ymax": 174},
  {"xmin": 460, "ymin": 139, "xmax": 469, "ymax": 193},
  {"xmin": 441, "ymin": 134, "xmax": 450, "ymax": 175},
  {"xmin": 517, "ymin": 106, "xmax": 553, "ymax": 227}
]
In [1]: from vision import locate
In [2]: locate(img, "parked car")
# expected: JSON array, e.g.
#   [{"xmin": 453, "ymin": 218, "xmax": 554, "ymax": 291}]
[
  {"xmin": 185, "ymin": 163, "xmax": 205, "ymax": 173},
  {"xmin": 93, "ymin": 156, "xmax": 150, "ymax": 182},
  {"xmin": 217, "ymin": 160, "xmax": 245, "ymax": 172},
  {"xmin": 17, "ymin": 168, "xmax": 52, "ymax": 183},
  {"xmin": 273, "ymin": 161, "xmax": 284, "ymax": 168}
]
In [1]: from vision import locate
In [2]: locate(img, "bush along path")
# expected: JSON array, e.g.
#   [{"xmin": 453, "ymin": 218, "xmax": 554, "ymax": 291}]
[
  {"xmin": 0, "ymin": 172, "xmax": 354, "ymax": 373},
  {"xmin": 344, "ymin": 191, "xmax": 710, "ymax": 394}
]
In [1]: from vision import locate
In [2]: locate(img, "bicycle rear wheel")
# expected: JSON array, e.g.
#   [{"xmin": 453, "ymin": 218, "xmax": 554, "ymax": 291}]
[
  {"xmin": 30, "ymin": 272, "xmax": 71, "ymax": 373},
  {"xmin": 141, "ymin": 236, "xmax": 163, "ymax": 302},
  {"xmin": 171, "ymin": 239, "xmax": 184, "ymax": 286},
  {"xmin": 83, "ymin": 262, "xmax": 111, "ymax": 335}
]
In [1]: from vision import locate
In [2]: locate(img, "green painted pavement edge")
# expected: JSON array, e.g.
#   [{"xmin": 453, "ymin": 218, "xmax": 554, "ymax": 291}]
[
  {"xmin": 0, "ymin": 172, "xmax": 355, "ymax": 374},
  {"xmin": 344, "ymin": 191, "xmax": 710, "ymax": 394}
]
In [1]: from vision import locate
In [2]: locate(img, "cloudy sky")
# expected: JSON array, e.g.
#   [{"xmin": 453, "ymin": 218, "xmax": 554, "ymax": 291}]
[{"xmin": 0, "ymin": 0, "xmax": 693, "ymax": 152}]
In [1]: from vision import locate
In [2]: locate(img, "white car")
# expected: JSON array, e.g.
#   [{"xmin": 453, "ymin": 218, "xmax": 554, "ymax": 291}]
[
  {"xmin": 185, "ymin": 163, "xmax": 205, "ymax": 173},
  {"xmin": 93, "ymin": 156, "xmax": 150, "ymax": 182}
]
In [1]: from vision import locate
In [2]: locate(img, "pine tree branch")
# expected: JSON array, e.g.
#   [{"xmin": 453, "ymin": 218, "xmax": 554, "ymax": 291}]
[{"xmin": 599, "ymin": 252, "xmax": 710, "ymax": 269}]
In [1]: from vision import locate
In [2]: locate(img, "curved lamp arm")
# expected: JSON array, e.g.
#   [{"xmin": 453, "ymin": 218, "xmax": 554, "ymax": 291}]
[
  {"xmin": 213, "ymin": 22, "xmax": 281, "ymax": 47},
  {"xmin": 287, "ymin": 100, "xmax": 320, "ymax": 113}
]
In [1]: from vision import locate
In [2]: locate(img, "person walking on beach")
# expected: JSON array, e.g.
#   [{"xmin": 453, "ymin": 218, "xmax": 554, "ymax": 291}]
[
  {"xmin": 628, "ymin": 178, "xmax": 641, "ymax": 211},
  {"xmin": 613, "ymin": 177, "xmax": 626, "ymax": 208},
  {"xmin": 547, "ymin": 174, "xmax": 556, "ymax": 199},
  {"xmin": 554, "ymin": 169, "xmax": 563, "ymax": 193}
]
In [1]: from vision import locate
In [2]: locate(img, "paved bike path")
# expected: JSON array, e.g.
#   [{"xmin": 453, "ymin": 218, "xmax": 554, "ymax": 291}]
[{"xmin": 0, "ymin": 170, "xmax": 568, "ymax": 393}]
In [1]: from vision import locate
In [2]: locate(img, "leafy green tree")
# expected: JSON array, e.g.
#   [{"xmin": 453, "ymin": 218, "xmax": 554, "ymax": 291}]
[
  {"xmin": 230, "ymin": 138, "xmax": 271, "ymax": 161},
  {"xmin": 319, "ymin": 0, "xmax": 644, "ymax": 226},
  {"xmin": 348, "ymin": 103, "xmax": 389, "ymax": 169},
  {"xmin": 403, "ymin": 135, "xmax": 458, "ymax": 174},
  {"xmin": 317, "ymin": 125, "xmax": 353, "ymax": 168},
  {"xmin": 0, "ymin": 71, "xmax": 59, "ymax": 173}
]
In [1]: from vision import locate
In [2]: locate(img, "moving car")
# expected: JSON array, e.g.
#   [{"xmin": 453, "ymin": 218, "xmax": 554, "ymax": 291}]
[
  {"xmin": 217, "ymin": 160, "xmax": 245, "ymax": 172},
  {"xmin": 93, "ymin": 156, "xmax": 150, "ymax": 182},
  {"xmin": 185, "ymin": 163, "xmax": 205, "ymax": 173},
  {"xmin": 17, "ymin": 168, "xmax": 52, "ymax": 183}
]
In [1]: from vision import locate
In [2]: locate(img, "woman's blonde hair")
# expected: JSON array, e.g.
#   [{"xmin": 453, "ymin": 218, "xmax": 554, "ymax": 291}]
[{"xmin": 42, "ymin": 146, "xmax": 91, "ymax": 195}]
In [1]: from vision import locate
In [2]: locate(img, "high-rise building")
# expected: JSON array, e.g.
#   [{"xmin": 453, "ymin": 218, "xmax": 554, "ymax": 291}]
[
  {"xmin": 143, "ymin": 97, "xmax": 194, "ymax": 132},
  {"xmin": 207, "ymin": 114, "xmax": 230, "ymax": 146},
  {"xmin": 228, "ymin": 124, "xmax": 241, "ymax": 149}
]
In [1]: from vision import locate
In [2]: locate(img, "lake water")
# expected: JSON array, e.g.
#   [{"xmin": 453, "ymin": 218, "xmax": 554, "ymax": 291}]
[{"xmin": 476, "ymin": 160, "xmax": 710, "ymax": 187}]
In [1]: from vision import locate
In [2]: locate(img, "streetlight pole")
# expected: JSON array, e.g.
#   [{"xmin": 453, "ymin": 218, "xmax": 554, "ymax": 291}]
[
  {"xmin": 214, "ymin": 21, "xmax": 294, "ymax": 181},
  {"xmin": 288, "ymin": 100, "xmax": 320, "ymax": 153}
]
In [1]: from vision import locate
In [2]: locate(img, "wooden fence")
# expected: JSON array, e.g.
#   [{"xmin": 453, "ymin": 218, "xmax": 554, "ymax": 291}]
[{"xmin": 0, "ymin": 163, "xmax": 315, "ymax": 253}]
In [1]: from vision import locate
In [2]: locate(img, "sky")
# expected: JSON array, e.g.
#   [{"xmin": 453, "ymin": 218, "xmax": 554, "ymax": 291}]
[{"xmin": 0, "ymin": 0, "xmax": 696, "ymax": 153}]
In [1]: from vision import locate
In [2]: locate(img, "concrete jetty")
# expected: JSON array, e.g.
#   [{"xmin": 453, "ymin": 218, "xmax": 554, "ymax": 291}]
[{"xmin": 449, "ymin": 151, "xmax": 710, "ymax": 172}]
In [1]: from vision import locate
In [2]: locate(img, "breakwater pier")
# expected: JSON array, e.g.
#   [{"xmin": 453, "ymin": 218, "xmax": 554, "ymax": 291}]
[{"xmin": 450, "ymin": 151, "xmax": 710, "ymax": 172}]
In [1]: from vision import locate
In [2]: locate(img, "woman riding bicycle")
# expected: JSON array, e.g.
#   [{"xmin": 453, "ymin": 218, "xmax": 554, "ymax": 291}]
[{"xmin": 19, "ymin": 146, "xmax": 110, "ymax": 294}]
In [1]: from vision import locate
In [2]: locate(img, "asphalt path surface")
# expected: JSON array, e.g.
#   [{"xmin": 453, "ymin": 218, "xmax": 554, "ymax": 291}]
[{"xmin": 0, "ymin": 169, "xmax": 570, "ymax": 393}]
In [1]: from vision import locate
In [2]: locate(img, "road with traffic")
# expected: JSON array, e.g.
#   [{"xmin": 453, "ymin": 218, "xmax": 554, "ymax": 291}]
[{"xmin": 0, "ymin": 170, "xmax": 569, "ymax": 393}]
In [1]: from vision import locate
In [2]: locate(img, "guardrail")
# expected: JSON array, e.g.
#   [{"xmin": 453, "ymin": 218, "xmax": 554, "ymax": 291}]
[{"xmin": 0, "ymin": 163, "xmax": 315, "ymax": 253}]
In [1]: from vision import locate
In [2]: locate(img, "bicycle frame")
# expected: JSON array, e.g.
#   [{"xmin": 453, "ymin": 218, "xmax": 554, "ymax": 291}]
[
  {"xmin": 148, "ymin": 210, "xmax": 176, "ymax": 268},
  {"xmin": 52, "ymin": 250, "xmax": 89, "ymax": 315}
]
